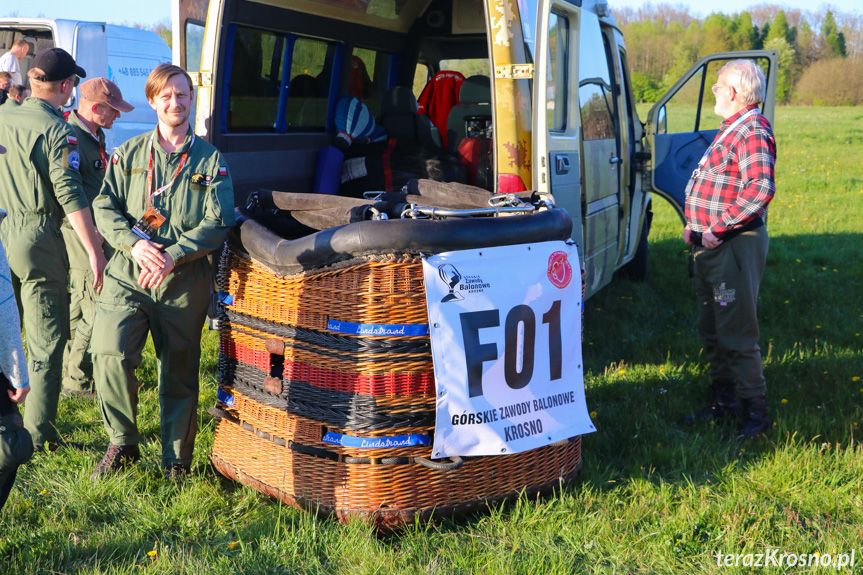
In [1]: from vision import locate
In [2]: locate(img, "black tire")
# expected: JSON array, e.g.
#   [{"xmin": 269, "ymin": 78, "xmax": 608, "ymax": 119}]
[{"xmin": 621, "ymin": 211, "xmax": 651, "ymax": 281}]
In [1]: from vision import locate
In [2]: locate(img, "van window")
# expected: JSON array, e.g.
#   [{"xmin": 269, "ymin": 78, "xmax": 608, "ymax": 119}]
[
  {"xmin": 185, "ymin": 21, "xmax": 205, "ymax": 73},
  {"xmin": 350, "ymin": 47, "xmax": 390, "ymax": 117},
  {"xmin": 226, "ymin": 27, "xmax": 336, "ymax": 132},
  {"xmin": 577, "ymin": 18, "xmax": 614, "ymax": 141},
  {"xmin": 439, "ymin": 58, "xmax": 489, "ymax": 79},
  {"xmin": 546, "ymin": 12, "xmax": 568, "ymax": 132},
  {"xmin": 287, "ymin": 36, "xmax": 333, "ymax": 129},
  {"xmin": 412, "ymin": 62, "xmax": 430, "ymax": 99},
  {"xmin": 228, "ymin": 27, "xmax": 285, "ymax": 131}
]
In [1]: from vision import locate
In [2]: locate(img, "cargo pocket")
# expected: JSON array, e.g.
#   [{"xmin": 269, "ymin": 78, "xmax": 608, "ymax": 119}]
[
  {"xmin": 36, "ymin": 287, "xmax": 66, "ymax": 344},
  {"xmin": 90, "ymin": 301, "xmax": 140, "ymax": 357}
]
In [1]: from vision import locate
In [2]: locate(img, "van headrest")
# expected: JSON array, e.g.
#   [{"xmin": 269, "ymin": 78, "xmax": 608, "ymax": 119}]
[
  {"xmin": 382, "ymin": 86, "xmax": 419, "ymax": 115},
  {"xmin": 459, "ymin": 75, "xmax": 491, "ymax": 105}
]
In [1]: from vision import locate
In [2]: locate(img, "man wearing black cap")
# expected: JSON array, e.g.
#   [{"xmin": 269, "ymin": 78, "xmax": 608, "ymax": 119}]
[
  {"xmin": 0, "ymin": 48, "xmax": 107, "ymax": 451},
  {"xmin": 62, "ymin": 78, "xmax": 135, "ymax": 399}
]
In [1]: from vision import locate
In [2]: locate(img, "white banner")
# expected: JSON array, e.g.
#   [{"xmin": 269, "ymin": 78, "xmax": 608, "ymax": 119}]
[{"xmin": 423, "ymin": 241, "xmax": 595, "ymax": 458}]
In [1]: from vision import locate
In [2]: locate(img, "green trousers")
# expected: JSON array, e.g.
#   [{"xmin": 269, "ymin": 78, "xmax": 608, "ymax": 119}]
[
  {"xmin": 692, "ymin": 226, "xmax": 769, "ymax": 399},
  {"xmin": 91, "ymin": 255, "xmax": 210, "ymax": 467},
  {"xmin": 1, "ymin": 216, "xmax": 70, "ymax": 445},
  {"xmin": 62, "ymin": 226, "xmax": 113, "ymax": 393}
]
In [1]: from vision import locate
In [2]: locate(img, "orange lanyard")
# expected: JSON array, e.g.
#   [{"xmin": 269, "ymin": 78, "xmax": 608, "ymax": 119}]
[{"xmin": 146, "ymin": 128, "xmax": 195, "ymax": 207}]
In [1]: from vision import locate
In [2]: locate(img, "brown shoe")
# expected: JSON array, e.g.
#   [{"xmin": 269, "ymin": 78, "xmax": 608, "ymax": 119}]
[
  {"xmin": 163, "ymin": 463, "xmax": 191, "ymax": 480},
  {"xmin": 91, "ymin": 443, "xmax": 140, "ymax": 479}
]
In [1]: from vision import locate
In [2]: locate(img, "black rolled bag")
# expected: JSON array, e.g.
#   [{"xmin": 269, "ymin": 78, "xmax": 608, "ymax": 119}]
[{"xmin": 234, "ymin": 204, "xmax": 573, "ymax": 276}]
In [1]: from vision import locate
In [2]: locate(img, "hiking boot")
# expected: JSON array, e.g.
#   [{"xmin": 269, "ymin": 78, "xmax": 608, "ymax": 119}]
[
  {"xmin": 679, "ymin": 380, "xmax": 740, "ymax": 425},
  {"xmin": 91, "ymin": 443, "xmax": 140, "ymax": 479},
  {"xmin": 33, "ymin": 439, "xmax": 86, "ymax": 454},
  {"xmin": 163, "ymin": 463, "xmax": 191, "ymax": 480},
  {"xmin": 736, "ymin": 395, "xmax": 771, "ymax": 440}
]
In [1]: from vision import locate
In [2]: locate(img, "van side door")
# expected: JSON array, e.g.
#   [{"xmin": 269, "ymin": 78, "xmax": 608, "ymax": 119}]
[
  {"xmin": 645, "ymin": 50, "xmax": 778, "ymax": 220},
  {"xmin": 532, "ymin": 0, "xmax": 581, "ymax": 260},
  {"xmin": 576, "ymin": 10, "xmax": 623, "ymax": 297}
]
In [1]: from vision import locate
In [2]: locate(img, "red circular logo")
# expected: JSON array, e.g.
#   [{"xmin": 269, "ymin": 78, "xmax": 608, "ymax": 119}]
[{"xmin": 547, "ymin": 251, "xmax": 572, "ymax": 289}]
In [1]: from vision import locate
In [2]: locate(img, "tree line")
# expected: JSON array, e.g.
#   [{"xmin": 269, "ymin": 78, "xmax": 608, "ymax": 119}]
[{"xmin": 615, "ymin": 3, "xmax": 863, "ymax": 105}]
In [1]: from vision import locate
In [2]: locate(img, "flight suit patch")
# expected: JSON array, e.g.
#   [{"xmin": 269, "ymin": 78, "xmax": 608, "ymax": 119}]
[
  {"xmin": 713, "ymin": 282, "xmax": 736, "ymax": 306},
  {"xmin": 64, "ymin": 149, "xmax": 80, "ymax": 170},
  {"xmin": 191, "ymin": 173, "xmax": 213, "ymax": 187}
]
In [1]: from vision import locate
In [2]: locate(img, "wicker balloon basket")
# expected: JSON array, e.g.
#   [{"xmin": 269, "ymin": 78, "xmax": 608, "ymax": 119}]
[{"xmin": 210, "ymin": 187, "xmax": 583, "ymax": 529}]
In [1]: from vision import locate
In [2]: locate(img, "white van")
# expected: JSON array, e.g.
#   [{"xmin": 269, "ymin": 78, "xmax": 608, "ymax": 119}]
[
  {"xmin": 0, "ymin": 18, "xmax": 172, "ymax": 151},
  {"xmin": 173, "ymin": 0, "xmax": 776, "ymax": 298}
]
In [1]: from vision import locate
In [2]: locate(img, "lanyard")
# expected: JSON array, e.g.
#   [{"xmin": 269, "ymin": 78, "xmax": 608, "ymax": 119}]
[
  {"xmin": 699, "ymin": 109, "xmax": 757, "ymax": 167},
  {"xmin": 79, "ymin": 120, "xmax": 108, "ymax": 168},
  {"xmin": 146, "ymin": 128, "xmax": 195, "ymax": 206}
]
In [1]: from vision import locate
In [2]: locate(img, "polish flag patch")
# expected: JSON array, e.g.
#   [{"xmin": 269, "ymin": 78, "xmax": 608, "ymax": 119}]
[
  {"xmin": 219, "ymin": 166, "xmax": 227, "ymax": 176},
  {"xmin": 112, "ymin": 154, "xmax": 120, "ymax": 164},
  {"xmin": 67, "ymin": 135, "xmax": 78, "ymax": 145}
]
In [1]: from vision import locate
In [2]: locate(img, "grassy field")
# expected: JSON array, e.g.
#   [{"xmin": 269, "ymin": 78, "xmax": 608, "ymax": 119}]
[{"xmin": 1, "ymin": 106, "xmax": 862, "ymax": 574}]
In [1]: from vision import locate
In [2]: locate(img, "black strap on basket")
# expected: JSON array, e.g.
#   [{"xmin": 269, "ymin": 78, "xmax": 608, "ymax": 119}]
[{"xmin": 212, "ymin": 412, "xmax": 464, "ymax": 469}]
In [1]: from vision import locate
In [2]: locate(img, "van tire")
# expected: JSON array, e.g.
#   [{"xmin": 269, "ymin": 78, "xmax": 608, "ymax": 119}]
[{"xmin": 622, "ymin": 210, "xmax": 651, "ymax": 281}]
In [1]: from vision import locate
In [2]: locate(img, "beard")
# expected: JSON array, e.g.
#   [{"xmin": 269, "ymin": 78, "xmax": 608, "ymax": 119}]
[{"xmin": 160, "ymin": 106, "xmax": 189, "ymax": 127}]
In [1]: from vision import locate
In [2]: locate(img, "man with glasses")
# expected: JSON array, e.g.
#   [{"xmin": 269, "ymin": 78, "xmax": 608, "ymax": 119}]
[
  {"xmin": 0, "ymin": 48, "xmax": 107, "ymax": 452},
  {"xmin": 62, "ymin": 78, "xmax": 134, "ymax": 399},
  {"xmin": 681, "ymin": 59, "xmax": 776, "ymax": 440}
]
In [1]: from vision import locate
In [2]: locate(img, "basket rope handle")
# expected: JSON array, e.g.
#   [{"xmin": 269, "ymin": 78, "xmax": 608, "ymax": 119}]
[{"xmin": 414, "ymin": 456, "xmax": 463, "ymax": 471}]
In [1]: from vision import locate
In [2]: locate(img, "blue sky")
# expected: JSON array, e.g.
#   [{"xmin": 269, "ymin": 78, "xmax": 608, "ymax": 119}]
[
  {"xmin": 4, "ymin": 0, "xmax": 860, "ymax": 27},
  {"xmin": 2, "ymin": 0, "xmax": 173, "ymax": 27}
]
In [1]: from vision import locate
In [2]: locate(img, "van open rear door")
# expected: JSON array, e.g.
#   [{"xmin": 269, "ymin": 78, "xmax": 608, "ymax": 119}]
[
  {"xmin": 172, "ymin": 0, "xmax": 217, "ymax": 139},
  {"xmin": 645, "ymin": 50, "xmax": 778, "ymax": 221}
]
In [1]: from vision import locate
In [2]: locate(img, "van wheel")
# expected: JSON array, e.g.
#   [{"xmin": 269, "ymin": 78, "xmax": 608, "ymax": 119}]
[{"xmin": 622, "ymin": 212, "xmax": 651, "ymax": 281}]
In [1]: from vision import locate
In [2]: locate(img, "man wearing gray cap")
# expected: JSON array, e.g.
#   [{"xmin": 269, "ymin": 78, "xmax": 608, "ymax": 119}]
[
  {"xmin": 0, "ymin": 47, "xmax": 107, "ymax": 451},
  {"xmin": 62, "ymin": 78, "xmax": 135, "ymax": 399}
]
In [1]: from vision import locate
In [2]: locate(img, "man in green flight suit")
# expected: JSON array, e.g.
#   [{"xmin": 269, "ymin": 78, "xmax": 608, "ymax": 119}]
[
  {"xmin": 0, "ymin": 48, "xmax": 107, "ymax": 451},
  {"xmin": 91, "ymin": 63, "xmax": 235, "ymax": 479},
  {"xmin": 62, "ymin": 78, "xmax": 135, "ymax": 398}
]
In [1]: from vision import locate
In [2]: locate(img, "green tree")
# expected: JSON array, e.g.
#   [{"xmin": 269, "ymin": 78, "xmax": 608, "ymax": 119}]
[
  {"xmin": 821, "ymin": 11, "xmax": 847, "ymax": 58},
  {"xmin": 731, "ymin": 12, "xmax": 759, "ymax": 50},
  {"xmin": 764, "ymin": 37, "xmax": 794, "ymax": 103},
  {"xmin": 766, "ymin": 10, "xmax": 791, "ymax": 44}
]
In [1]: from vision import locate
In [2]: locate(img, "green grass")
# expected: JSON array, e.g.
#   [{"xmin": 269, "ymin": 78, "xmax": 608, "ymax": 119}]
[{"xmin": 2, "ymin": 106, "xmax": 862, "ymax": 574}]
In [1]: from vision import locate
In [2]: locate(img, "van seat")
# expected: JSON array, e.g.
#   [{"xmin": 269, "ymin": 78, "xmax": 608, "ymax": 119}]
[
  {"xmin": 446, "ymin": 75, "xmax": 492, "ymax": 154},
  {"xmin": 417, "ymin": 70, "xmax": 465, "ymax": 148},
  {"xmin": 379, "ymin": 87, "xmax": 443, "ymax": 148}
]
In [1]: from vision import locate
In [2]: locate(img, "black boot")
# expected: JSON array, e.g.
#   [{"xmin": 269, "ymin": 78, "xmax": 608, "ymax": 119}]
[
  {"xmin": 680, "ymin": 380, "xmax": 739, "ymax": 425},
  {"xmin": 736, "ymin": 395, "xmax": 771, "ymax": 440}
]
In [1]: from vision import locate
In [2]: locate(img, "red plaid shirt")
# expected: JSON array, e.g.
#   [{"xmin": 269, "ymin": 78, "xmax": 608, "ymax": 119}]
[{"xmin": 685, "ymin": 105, "xmax": 776, "ymax": 236}]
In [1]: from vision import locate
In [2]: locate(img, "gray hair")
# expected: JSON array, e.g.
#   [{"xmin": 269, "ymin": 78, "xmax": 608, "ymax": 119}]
[{"xmin": 718, "ymin": 59, "xmax": 766, "ymax": 106}]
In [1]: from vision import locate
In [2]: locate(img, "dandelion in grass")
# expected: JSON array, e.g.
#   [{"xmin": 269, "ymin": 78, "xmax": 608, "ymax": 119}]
[
  {"xmin": 852, "ymin": 377, "xmax": 860, "ymax": 382},
  {"xmin": 229, "ymin": 541, "xmax": 240, "ymax": 550},
  {"xmin": 148, "ymin": 550, "xmax": 157, "ymax": 557},
  {"xmin": 781, "ymin": 399, "xmax": 788, "ymax": 404},
  {"xmin": 590, "ymin": 411, "xmax": 597, "ymax": 419}
]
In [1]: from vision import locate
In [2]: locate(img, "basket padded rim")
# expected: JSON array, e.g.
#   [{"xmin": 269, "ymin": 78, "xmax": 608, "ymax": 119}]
[{"xmin": 237, "ymin": 208, "xmax": 573, "ymax": 275}]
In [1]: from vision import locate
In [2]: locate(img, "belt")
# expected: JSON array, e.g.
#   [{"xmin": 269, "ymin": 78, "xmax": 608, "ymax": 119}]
[{"xmin": 691, "ymin": 217, "xmax": 763, "ymax": 247}]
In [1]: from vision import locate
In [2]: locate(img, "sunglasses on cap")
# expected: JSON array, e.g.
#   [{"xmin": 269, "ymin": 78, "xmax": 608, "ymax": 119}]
[{"xmin": 34, "ymin": 75, "xmax": 80, "ymax": 87}]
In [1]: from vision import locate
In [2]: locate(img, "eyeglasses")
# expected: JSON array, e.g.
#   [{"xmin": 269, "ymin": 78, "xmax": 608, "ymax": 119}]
[{"xmin": 712, "ymin": 83, "xmax": 735, "ymax": 95}]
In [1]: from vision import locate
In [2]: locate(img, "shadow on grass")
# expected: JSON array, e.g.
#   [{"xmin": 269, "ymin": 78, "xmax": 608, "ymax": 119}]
[{"xmin": 573, "ymin": 232, "xmax": 863, "ymax": 487}]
